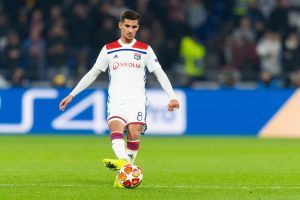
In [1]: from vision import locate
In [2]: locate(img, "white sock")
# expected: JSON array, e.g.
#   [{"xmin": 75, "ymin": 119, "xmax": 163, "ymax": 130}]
[
  {"xmin": 127, "ymin": 140, "xmax": 140, "ymax": 164},
  {"xmin": 110, "ymin": 132, "xmax": 129, "ymax": 162},
  {"xmin": 127, "ymin": 149, "xmax": 138, "ymax": 164}
]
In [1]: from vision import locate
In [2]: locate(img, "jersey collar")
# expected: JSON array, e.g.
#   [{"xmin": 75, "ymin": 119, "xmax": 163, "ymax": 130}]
[{"xmin": 118, "ymin": 38, "xmax": 136, "ymax": 47}]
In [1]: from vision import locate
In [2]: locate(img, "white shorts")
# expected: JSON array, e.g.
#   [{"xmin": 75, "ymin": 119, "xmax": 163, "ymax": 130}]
[{"xmin": 107, "ymin": 97, "xmax": 148, "ymax": 133}]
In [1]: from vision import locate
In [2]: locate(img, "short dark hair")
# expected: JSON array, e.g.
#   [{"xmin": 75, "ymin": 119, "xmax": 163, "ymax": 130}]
[{"xmin": 120, "ymin": 10, "xmax": 140, "ymax": 22}]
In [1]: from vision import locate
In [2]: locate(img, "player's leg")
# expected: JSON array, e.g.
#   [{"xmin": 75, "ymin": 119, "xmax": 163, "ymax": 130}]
[
  {"xmin": 125, "ymin": 97, "xmax": 147, "ymax": 164},
  {"xmin": 109, "ymin": 120, "xmax": 129, "ymax": 162},
  {"xmin": 103, "ymin": 98, "xmax": 131, "ymax": 170},
  {"xmin": 127, "ymin": 123, "xmax": 142, "ymax": 164},
  {"xmin": 103, "ymin": 119, "xmax": 129, "ymax": 171}
]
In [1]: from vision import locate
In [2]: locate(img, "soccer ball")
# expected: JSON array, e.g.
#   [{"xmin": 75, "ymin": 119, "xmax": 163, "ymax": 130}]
[{"xmin": 118, "ymin": 164, "xmax": 143, "ymax": 188}]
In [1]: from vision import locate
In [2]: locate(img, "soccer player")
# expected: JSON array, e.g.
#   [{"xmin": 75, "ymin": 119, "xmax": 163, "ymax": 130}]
[{"xmin": 59, "ymin": 10, "xmax": 179, "ymax": 187}]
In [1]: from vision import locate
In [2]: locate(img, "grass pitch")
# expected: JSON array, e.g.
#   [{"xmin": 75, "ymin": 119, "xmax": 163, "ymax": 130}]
[{"xmin": 1, "ymin": 135, "xmax": 300, "ymax": 200}]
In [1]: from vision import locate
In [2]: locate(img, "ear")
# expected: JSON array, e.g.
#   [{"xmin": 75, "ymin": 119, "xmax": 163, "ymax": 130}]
[{"xmin": 119, "ymin": 22, "xmax": 122, "ymax": 30}]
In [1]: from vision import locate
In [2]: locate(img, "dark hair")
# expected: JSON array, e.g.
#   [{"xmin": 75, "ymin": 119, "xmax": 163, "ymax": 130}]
[{"xmin": 120, "ymin": 10, "xmax": 140, "ymax": 22}]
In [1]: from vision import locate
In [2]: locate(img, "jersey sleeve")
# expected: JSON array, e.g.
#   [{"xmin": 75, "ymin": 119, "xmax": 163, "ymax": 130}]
[
  {"xmin": 92, "ymin": 46, "xmax": 109, "ymax": 72},
  {"xmin": 146, "ymin": 45, "xmax": 162, "ymax": 73}
]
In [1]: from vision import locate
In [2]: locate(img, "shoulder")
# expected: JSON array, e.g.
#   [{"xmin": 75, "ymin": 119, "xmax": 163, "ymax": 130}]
[
  {"xmin": 132, "ymin": 40, "xmax": 149, "ymax": 50},
  {"xmin": 105, "ymin": 40, "xmax": 122, "ymax": 50}
]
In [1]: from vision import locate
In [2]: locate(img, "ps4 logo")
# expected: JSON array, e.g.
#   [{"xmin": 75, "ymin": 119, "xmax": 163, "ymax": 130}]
[{"xmin": 0, "ymin": 89, "xmax": 186, "ymax": 135}]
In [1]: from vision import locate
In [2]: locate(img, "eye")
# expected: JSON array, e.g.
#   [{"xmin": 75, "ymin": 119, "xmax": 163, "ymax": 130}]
[
  {"xmin": 132, "ymin": 26, "xmax": 138, "ymax": 29},
  {"xmin": 125, "ymin": 25, "xmax": 130, "ymax": 28}
]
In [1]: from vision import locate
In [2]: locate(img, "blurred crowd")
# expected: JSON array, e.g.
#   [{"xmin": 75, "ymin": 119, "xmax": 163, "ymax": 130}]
[{"xmin": 0, "ymin": 0, "xmax": 300, "ymax": 88}]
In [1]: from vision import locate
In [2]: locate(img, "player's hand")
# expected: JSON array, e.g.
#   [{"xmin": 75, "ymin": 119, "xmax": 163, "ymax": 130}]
[
  {"xmin": 168, "ymin": 99, "xmax": 179, "ymax": 112},
  {"xmin": 59, "ymin": 95, "xmax": 73, "ymax": 111}
]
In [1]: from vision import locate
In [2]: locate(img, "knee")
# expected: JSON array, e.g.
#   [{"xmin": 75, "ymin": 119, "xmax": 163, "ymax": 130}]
[
  {"xmin": 127, "ymin": 124, "xmax": 142, "ymax": 140},
  {"xmin": 108, "ymin": 120, "xmax": 125, "ymax": 133},
  {"xmin": 128, "ymin": 124, "xmax": 142, "ymax": 133}
]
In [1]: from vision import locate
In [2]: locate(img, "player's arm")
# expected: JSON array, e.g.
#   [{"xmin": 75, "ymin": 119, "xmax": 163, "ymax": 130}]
[
  {"xmin": 146, "ymin": 46, "xmax": 179, "ymax": 111},
  {"xmin": 153, "ymin": 68, "xmax": 179, "ymax": 111},
  {"xmin": 59, "ymin": 47, "xmax": 108, "ymax": 111}
]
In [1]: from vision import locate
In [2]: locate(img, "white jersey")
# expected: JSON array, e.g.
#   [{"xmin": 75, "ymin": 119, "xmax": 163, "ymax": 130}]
[
  {"xmin": 93, "ymin": 39, "xmax": 161, "ymax": 99},
  {"xmin": 69, "ymin": 38, "xmax": 176, "ymax": 128}
]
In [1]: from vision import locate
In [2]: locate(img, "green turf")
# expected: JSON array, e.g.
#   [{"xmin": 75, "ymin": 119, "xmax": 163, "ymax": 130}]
[{"xmin": 1, "ymin": 135, "xmax": 300, "ymax": 199}]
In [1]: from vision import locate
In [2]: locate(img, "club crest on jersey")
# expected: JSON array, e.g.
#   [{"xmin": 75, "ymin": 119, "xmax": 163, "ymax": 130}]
[{"xmin": 134, "ymin": 52, "xmax": 141, "ymax": 60}]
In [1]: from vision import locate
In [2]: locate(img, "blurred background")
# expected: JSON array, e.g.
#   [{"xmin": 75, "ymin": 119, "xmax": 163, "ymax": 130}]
[
  {"xmin": 1, "ymin": 0, "xmax": 300, "ymax": 136},
  {"xmin": 1, "ymin": 0, "xmax": 300, "ymax": 89},
  {"xmin": 2, "ymin": 2, "xmax": 300, "ymax": 197}
]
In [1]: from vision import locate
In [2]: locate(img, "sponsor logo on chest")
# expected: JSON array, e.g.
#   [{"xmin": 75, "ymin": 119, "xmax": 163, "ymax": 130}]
[{"xmin": 112, "ymin": 62, "xmax": 141, "ymax": 70}]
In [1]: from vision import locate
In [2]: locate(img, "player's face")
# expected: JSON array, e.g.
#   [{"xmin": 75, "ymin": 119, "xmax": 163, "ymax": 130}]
[{"xmin": 119, "ymin": 19, "xmax": 139, "ymax": 42}]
